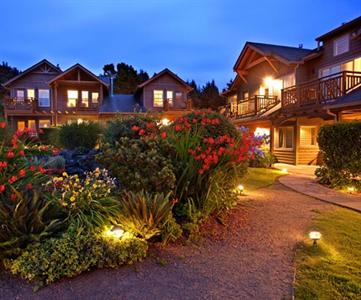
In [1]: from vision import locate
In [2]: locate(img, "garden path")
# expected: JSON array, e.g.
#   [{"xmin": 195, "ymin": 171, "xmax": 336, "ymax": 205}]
[{"xmin": 0, "ymin": 182, "xmax": 329, "ymax": 300}]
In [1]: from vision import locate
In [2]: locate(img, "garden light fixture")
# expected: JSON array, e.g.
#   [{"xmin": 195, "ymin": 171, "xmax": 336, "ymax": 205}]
[
  {"xmin": 104, "ymin": 225, "xmax": 124, "ymax": 238},
  {"xmin": 281, "ymin": 168, "xmax": 288, "ymax": 174},
  {"xmin": 237, "ymin": 184, "xmax": 244, "ymax": 193},
  {"xmin": 309, "ymin": 230, "xmax": 321, "ymax": 246},
  {"xmin": 161, "ymin": 118, "xmax": 170, "ymax": 126},
  {"xmin": 347, "ymin": 186, "xmax": 356, "ymax": 193}
]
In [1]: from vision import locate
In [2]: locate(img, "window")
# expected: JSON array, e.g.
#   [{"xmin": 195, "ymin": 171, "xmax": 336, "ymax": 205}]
[
  {"xmin": 27, "ymin": 89, "xmax": 35, "ymax": 100},
  {"xmin": 166, "ymin": 91, "xmax": 173, "ymax": 106},
  {"xmin": 28, "ymin": 120, "xmax": 36, "ymax": 130},
  {"xmin": 81, "ymin": 91, "xmax": 89, "ymax": 108},
  {"xmin": 334, "ymin": 34, "xmax": 349, "ymax": 56},
  {"xmin": 38, "ymin": 89, "xmax": 50, "ymax": 107},
  {"xmin": 91, "ymin": 92, "xmax": 99, "ymax": 103},
  {"xmin": 67, "ymin": 90, "xmax": 78, "ymax": 107},
  {"xmin": 319, "ymin": 65, "xmax": 341, "ymax": 78},
  {"xmin": 243, "ymin": 92, "xmax": 249, "ymax": 100},
  {"xmin": 175, "ymin": 92, "xmax": 183, "ymax": 101},
  {"xmin": 39, "ymin": 119, "xmax": 51, "ymax": 128},
  {"xmin": 153, "ymin": 90, "xmax": 163, "ymax": 107},
  {"xmin": 16, "ymin": 90, "xmax": 25, "ymax": 101},
  {"xmin": 275, "ymin": 127, "xmax": 294, "ymax": 149},
  {"xmin": 282, "ymin": 74, "xmax": 296, "ymax": 88},
  {"xmin": 300, "ymin": 127, "xmax": 317, "ymax": 146},
  {"xmin": 17, "ymin": 121, "xmax": 25, "ymax": 130}
]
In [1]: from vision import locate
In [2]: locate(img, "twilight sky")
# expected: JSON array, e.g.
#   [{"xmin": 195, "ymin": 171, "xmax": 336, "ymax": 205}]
[{"xmin": 1, "ymin": 0, "xmax": 360, "ymax": 88}]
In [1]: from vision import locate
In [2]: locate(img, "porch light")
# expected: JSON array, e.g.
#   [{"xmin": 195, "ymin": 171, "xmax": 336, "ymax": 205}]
[
  {"xmin": 347, "ymin": 186, "xmax": 356, "ymax": 193},
  {"xmin": 161, "ymin": 118, "xmax": 170, "ymax": 126},
  {"xmin": 309, "ymin": 230, "xmax": 321, "ymax": 246},
  {"xmin": 237, "ymin": 184, "xmax": 244, "ymax": 193}
]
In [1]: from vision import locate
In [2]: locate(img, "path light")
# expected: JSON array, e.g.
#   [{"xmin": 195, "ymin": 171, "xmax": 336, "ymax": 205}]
[
  {"xmin": 237, "ymin": 184, "xmax": 244, "ymax": 193},
  {"xmin": 104, "ymin": 225, "xmax": 124, "ymax": 238},
  {"xmin": 281, "ymin": 168, "xmax": 288, "ymax": 174},
  {"xmin": 347, "ymin": 186, "xmax": 356, "ymax": 194},
  {"xmin": 161, "ymin": 118, "xmax": 170, "ymax": 126},
  {"xmin": 309, "ymin": 230, "xmax": 321, "ymax": 246}
]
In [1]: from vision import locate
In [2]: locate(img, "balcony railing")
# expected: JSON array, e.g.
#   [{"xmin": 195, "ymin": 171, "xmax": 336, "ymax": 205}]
[
  {"xmin": 4, "ymin": 97, "xmax": 36, "ymax": 112},
  {"xmin": 221, "ymin": 95, "xmax": 280, "ymax": 119},
  {"xmin": 282, "ymin": 71, "xmax": 361, "ymax": 109}
]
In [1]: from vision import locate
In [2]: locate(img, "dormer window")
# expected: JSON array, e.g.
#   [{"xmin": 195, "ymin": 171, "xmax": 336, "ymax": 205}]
[{"xmin": 334, "ymin": 34, "xmax": 349, "ymax": 56}]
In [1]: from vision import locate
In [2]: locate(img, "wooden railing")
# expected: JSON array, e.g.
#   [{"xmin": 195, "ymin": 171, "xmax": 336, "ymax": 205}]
[
  {"xmin": 220, "ymin": 95, "xmax": 280, "ymax": 119},
  {"xmin": 282, "ymin": 71, "xmax": 361, "ymax": 109},
  {"xmin": 4, "ymin": 97, "xmax": 36, "ymax": 112}
]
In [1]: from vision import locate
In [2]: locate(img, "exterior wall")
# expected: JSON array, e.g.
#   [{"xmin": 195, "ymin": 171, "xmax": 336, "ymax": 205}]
[{"xmin": 141, "ymin": 73, "xmax": 189, "ymax": 111}]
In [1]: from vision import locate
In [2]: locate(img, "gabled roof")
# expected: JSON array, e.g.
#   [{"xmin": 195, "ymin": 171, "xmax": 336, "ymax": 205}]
[
  {"xmin": 316, "ymin": 16, "xmax": 361, "ymax": 41},
  {"xmin": 2, "ymin": 59, "xmax": 61, "ymax": 87},
  {"xmin": 234, "ymin": 42, "xmax": 313, "ymax": 70},
  {"xmin": 136, "ymin": 68, "xmax": 193, "ymax": 91},
  {"xmin": 47, "ymin": 63, "xmax": 109, "ymax": 87}
]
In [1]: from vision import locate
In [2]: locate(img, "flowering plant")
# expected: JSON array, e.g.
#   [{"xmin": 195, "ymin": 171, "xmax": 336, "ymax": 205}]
[{"xmin": 48, "ymin": 168, "xmax": 120, "ymax": 230}]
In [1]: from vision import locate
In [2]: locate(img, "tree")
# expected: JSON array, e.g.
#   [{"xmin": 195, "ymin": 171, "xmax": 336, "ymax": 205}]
[
  {"xmin": 188, "ymin": 79, "xmax": 225, "ymax": 110},
  {"xmin": 0, "ymin": 62, "xmax": 20, "ymax": 114},
  {"xmin": 223, "ymin": 78, "xmax": 234, "ymax": 92},
  {"xmin": 103, "ymin": 62, "xmax": 149, "ymax": 94}
]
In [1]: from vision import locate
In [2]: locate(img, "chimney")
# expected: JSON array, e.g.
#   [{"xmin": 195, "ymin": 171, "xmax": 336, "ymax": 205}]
[{"xmin": 298, "ymin": 43, "xmax": 303, "ymax": 49}]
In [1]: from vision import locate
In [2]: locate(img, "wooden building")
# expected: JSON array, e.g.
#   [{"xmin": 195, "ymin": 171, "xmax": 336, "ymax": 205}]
[
  {"xmin": 222, "ymin": 16, "xmax": 361, "ymax": 165},
  {"xmin": 2, "ymin": 62, "xmax": 193, "ymax": 129}
]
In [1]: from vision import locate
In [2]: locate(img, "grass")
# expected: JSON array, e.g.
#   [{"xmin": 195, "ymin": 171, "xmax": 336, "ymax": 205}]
[
  {"xmin": 295, "ymin": 208, "xmax": 361, "ymax": 299},
  {"xmin": 243, "ymin": 167, "xmax": 283, "ymax": 191}
]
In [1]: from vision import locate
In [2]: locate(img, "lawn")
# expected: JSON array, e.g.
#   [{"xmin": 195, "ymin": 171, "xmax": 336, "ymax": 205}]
[
  {"xmin": 295, "ymin": 208, "xmax": 361, "ymax": 299},
  {"xmin": 243, "ymin": 167, "xmax": 283, "ymax": 191}
]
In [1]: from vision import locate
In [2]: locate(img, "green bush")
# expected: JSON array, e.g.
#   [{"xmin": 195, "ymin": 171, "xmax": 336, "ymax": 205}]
[
  {"xmin": 58, "ymin": 122, "xmax": 102, "ymax": 149},
  {"xmin": 5, "ymin": 231, "xmax": 148, "ymax": 286},
  {"xmin": 116, "ymin": 191, "xmax": 174, "ymax": 240},
  {"xmin": 316, "ymin": 122, "xmax": 361, "ymax": 189},
  {"xmin": 38, "ymin": 127, "xmax": 60, "ymax": 147},
  {"xmin": 97, "ymin": 137, "xmax": 176, "ymax": 194},
  {"xmin": 249, "ymin": 150, "xmax": 277, "ymax": 168},
  {"xmin": 103, "ymin": 115, "xmax": 159, "ymax": 144},
  {"xmin": 0, "ymin": 190, "xmax": 67, "ymax": 257}
]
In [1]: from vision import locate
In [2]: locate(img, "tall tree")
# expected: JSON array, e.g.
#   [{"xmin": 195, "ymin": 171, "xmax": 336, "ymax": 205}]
[
  {"xmin": 0, "ymin": 62, "xmax": 20, "ymax": 103},
  {"xmin": 200, "ymin": 80, "xmax": 225, "ymax": 110},
  {"xmin": 103, "ymin": 62, "xmax": 149, "ymax": 94}
]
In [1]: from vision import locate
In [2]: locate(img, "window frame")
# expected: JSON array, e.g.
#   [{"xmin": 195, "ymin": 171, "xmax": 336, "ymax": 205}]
[
  {"xmin": 27, "ymin": 89, "xmax": 35, "ymax": 100},
  {"xmin": 38, "ymin": 89, "xmax": 50, "ymax": 107},
  {"xmin": 16, "ymin": 89, "xmax": 25, "ymax": 101},
  {"xmin": 91, "ymin": 92, "xmax": 99, "ymax": 104},
  {"xmin": 81, "ymin": 91, "xmax": 89, "ymax": 108},
  {"xmin": 333, "ymin": 34, "xmax": 349, "ymax": 56},
  {"xmin": 67, "ymin": 90, "xmax": 78, "ymax": 108},
  {"xmin": 274, "ymin": 126, "xmax": 294, "ymax": 151},
  {"xmin": 166, "ymin": 90, "xmax": 173, "ymax": 106},
  {"xmin": 39, "ymin": 119, "xmax": 51, "ymax": 128},
  {"xmin": 153, "ymin": 89, "xmax": 164, "ymax": 107},
  {"xmin": 300, "ymin": 126, "xmax": 318, "ymax": 147}
]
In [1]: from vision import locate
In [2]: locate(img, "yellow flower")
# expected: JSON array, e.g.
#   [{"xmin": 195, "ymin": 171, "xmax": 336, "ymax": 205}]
[
  {"xmin": 70, "ymin": 196, "xmax": 76, "ymax": 202},
  {"xmin": 93, "ymin": 184, "xmax": 98, "ymax": 189},
  {"xmin": 62, "ymin": 172, "xmax": 68, "ymax": 177}
]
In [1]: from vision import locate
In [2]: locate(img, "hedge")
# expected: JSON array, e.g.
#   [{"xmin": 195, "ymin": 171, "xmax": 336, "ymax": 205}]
[{"xmin": 316, "ymin": 122, "xmax": 361, "ymax": 188}]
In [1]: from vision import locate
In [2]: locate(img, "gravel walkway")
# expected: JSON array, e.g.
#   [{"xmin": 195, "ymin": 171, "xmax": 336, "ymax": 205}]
[{"xmin": 0, "ymin": 182, "xmax": 330, "ymax": 300}]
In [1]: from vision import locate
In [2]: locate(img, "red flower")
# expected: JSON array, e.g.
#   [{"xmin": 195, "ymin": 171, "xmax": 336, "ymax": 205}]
[
  {"xmin": 0, "ymin": 122, "xmax": 6, "ymax": 129},
  {"xmin": 19, "ymin": 150, "xmax": 25, "ymax": 157},
  {"xmin": 29, "ymin": 165, "xmax": 36, "ymax": 172},
  {"xmin": 131, "ymin": 125, "xmax": 140, "ymax": 132},
  {"xmin": 0, "ymin": 185, "xmax": 5, "ymax": 193},
  {"xmin": 139, "ymin": 129, "xmax": 145, "ymax": 136},
  {"xmin": 8, "ymin": 175, "xmax": 18, "ymax": 184},
  {"xmin": 26, "ymin": 183, "xmax": 33, "ymax": 190},
  {"xmin": 19, "ymin": 169, "xmax": 26, "ymax": 177},
  {"xmin": 161, "ymin": 132, "xmax": 167, "ymax": 139},
  {"xmin": 7, "ymin": 151, "xmax": 15, "ymax": 159},
  {"xmin": 146, "ymin": 122, "xmax": 155, "ymax": 129},
  {"xmin": 0, "ymin": 161, "xmax": 8, "ymax": 168},
  {"xmin": 38, "ymin": 166, "xmax": 46, "ymax": 174},
  {"xmin": 10, "ymin": 193, "xmax": 17, "ymax": 201},
  {"xmin": 175, "ymin": 124, "xmax": 182, "ymax": 132}
]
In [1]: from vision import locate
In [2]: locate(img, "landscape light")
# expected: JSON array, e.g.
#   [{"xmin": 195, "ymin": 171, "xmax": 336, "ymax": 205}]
[
  {"xmin": 309, "ymin": 230, "xmax": 321, "ymax": 246},
  {"xmin": 237, "ymin": 184, "xmax": 244, "ymax": 193},
  {"xmin": 281, "ymin": 168, "xmax": 288, "ymax": 173},
  {"xmin": 104, "ymin": 225, "xmax": 124, "ymax": 238},
  {"xmin": 347, "ymin": 186, "xmax": 356, "ymax": 193},
  {"xmin": 161, "ymin": 118, "xmax": 170, "ymax": 126}
]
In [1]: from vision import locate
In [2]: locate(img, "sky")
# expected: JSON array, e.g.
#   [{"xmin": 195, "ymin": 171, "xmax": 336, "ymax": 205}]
[{"xmin": 1, "ymin": 0, "xmax": 360, "ymax": 89}]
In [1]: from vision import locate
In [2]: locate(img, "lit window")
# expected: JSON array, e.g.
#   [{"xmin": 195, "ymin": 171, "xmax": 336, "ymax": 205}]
[
  {"xmin": 27, "ymin": 89, "xmax": 35, "ymax": 100},
  {"xmin": 275, "ymin": 127, "xmax": 294, "ymax": 149},
  {"xmin": 67, "ymin": 90, "xmax": 78, "ymax": 108},
  {"xmin": 92, "ymin": 92, "xmax": 99, "ymax": 103},
  {"xmin": 16, "ymin": 90, "xmax": 25, "ymax": 101},
  {"xmin": 17, "ymin": 121, "xmax": 25, "ymax": 130},
  {"xmin": 39, "ymin": 119, "xmax": 51, "ymax": 128},
  {"xmin": 28, "ymin": 120, "xmax": 36, "ymax": 130},
  {"xmin": 166, "ymin": 91, "xmax": 173, "ymax": 106},
  {"xmin": 153, "ymin": 90, "xmax": 163, "ymax": 107},
  {"xmin": 334, "ymin": 34, "xmax": 349, "ymax": 56},
  {"xmin": 300, "ymin": 127, "xmax": 317, "ymax": 146},
  {"xmin": 38, "ymin": 89, "xmax": 50, "ymax": 107},
  {"xmin": 81, "ymin": 91, "xmax": 89, "ymax": 108}
]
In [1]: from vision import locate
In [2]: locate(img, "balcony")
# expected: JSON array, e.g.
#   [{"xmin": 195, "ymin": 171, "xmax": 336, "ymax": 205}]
[
  {"xmin": 221, "ymin": 95, "xmax": 280, "ymax": 119},
  {"xmin": 282, "ymin": 71, "xmax": 361, "ymax": 110},
  {"xmin": 4, "ymin": 97, "xmax": 36, "ymax": 113}
]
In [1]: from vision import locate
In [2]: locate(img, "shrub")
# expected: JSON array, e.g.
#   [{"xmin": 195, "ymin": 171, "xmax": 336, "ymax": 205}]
[
  {"xmin": 103, "ymin": 115, "xmax": 159, "ymax": 144},
  {"xmin": 5, "ymin": 231, "xmax": 148, "ymax": 286},
  {"xmin": 48, "ymin": 168, "xmax": 120, "ymax": 231},
  {"xmin": 97, "ymin": 137, "xmax": 176, "ymax": 194},
  {"xmin": 58, "ymin": 122, "xmax": 102, "ymax": 150},
  {"xmin": 249, "ymin": 150, "xmax": 277, "ymax": 168},
  {"xmin": 0, "ymin": 190, "xmax": 67, "ymax": 257},
  {"xmin": 38, "ymin": 127, "xmax": 60, "ymax": 147},
  {"xmin": 115, "ymin": 191, "xmax": 175, "ymax": 240},
  {"xmin": 316, "ymin": 122, "xmax": 361, "ymax": 189}
]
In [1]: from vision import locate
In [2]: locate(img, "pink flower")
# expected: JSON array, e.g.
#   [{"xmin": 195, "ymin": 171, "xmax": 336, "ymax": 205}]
[{"xmin": 139, "ymin": 129, "xmax": 145, "ymax": 136}]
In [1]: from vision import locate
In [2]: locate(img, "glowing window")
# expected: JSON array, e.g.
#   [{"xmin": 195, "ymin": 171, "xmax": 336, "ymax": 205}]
[
  {"xmin": 28, "ymin": 120, "xmax": 36, "ymax": 130},
  {"xmin": 300, "ymin": 127, "xmax": 317, "ymax": 146},
  {"xmin": 38, "ymin": 89, "xmax": 50, "ymax": 107},
  {"xmin": 17, "ymin": 121, "xmax": 25, "ymax": 130},
  {"xmin": 166, "ymin": 91, "xmax": 173, "ymax": 106},
  {"xmin": 27, "ymin": 89, "xmax": 35, "ymax": 100},
  {"xmin": 16, "ymin": 90, "xmax": 25, "ymax": 101},
  {"xmin": 81, "ymin": 91, "xmax": 89, "ymax": 107},
  {"xmin": 153, "ymin": 90, "xmax": 163, "ymax": 107},
  {"xmin": 92, "ymin": 92, "xmax": 99, "ymax": 103},
  {"xmin": 39, "ymin": 119, "xmax": 51, "ymax": 128},
  {"xmin": 275, "ymin": 127, "xmax": 294, "ymax": 149},
  {"xmin": 67, "ymin": 90, "xmax": 78, "ymax": 107}
]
